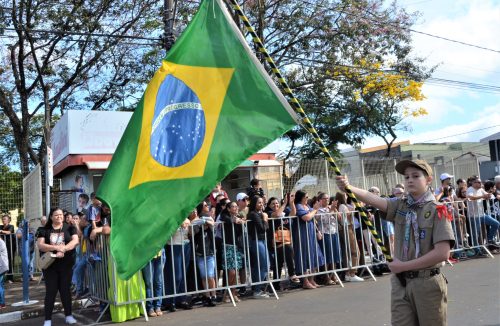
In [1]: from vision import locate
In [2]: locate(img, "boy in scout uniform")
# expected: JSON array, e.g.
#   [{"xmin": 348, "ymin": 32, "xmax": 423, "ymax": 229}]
[{"xmin": 336, "ymin": 159, "xmax": 455, "ymax": 326}]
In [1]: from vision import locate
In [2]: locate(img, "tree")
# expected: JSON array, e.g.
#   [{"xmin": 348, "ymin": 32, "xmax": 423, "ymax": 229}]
[
  {"xmin": 329, "ymin": 57, "xmax": 428, "ymax": 157},
  {"xmin": 0, "ymin": 0, "xmax": 434, "ymax": 176},
  {"xmin": 0, "ymin": 0, "xmax": 164, "ymax": 175},
  {"xmin": 231, "ymin": 0, "xmax": 433, "ymax": 158}
]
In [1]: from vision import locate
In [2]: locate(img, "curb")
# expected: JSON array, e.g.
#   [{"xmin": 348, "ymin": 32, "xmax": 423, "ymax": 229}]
[
  {"xmin": 0, "ymin": 298, "xmax": 91, "ymax": 324},
  {"xmin": 0, "ymin": 311, "xmax": 22, "ymax": 323}
]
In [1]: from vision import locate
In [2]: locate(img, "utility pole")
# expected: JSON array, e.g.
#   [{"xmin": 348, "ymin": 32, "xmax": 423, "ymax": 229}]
[{"xmin": 164, "ymin": 0, "xmax": 175, "ymax": 51}]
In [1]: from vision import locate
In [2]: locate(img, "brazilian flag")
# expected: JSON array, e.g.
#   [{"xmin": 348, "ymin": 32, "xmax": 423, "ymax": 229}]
[{"xmin": 97, "ymin": 0, "xmax": 298, "ymax": 279}]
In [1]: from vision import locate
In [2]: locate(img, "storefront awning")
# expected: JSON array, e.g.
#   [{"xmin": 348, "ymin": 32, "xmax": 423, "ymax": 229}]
[{"xmin": 84, "ymin": 161, "xmax": 110, "ymax": 170}]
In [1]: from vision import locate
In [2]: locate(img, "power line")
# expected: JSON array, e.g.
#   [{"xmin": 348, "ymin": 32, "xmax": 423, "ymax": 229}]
[
  {"xmin": 407, "ymin": 29, "xmax": 500, "ymax": 54},
  {"xmin": 418, "ymin": 125, "xmax": 500, "ymax": 143},
  {"xmin": 297, "ymin": 0, "xmax": 500, "ymax": 54},
  {"xmin": 280, "ymin": 55, "xmax": 500, "ymax": 94},
  {"xmin": 4, "ymin": 2, "xmax": 499, "ymax": 55},
  {"xmin": 0, "ymin": 33, "xmax": 159, "ymax": 47},
  {"xmin": 2, "ymin": 27, "xmax": 162, "ymax": 41}
]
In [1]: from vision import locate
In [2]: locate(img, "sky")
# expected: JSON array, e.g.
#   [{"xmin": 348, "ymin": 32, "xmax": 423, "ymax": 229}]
[{"xmin": 263, "ymin": 0, "xmax": 500, "ymax": 154}]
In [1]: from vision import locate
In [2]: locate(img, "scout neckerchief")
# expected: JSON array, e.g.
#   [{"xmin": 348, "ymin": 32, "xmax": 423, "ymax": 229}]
[{"xmin": 403, "ymin": 190, "xmax": 435, "ymax": 260}]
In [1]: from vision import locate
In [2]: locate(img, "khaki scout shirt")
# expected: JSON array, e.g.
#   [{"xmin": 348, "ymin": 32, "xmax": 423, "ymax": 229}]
[{"xmin": 382, "ymin": 197, "xmax": 455, "ymax": 268}]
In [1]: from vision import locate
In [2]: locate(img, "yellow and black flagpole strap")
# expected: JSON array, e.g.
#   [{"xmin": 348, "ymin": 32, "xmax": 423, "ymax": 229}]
[{"xmin": 228, "ymin": 0, "xmax": 393, "ymax": 262}]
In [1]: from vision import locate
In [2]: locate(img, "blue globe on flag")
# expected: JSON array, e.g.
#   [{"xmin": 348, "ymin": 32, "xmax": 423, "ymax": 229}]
[{"xmin": 150, "ymin": 75, "xmax": 206, "ymax": 167}]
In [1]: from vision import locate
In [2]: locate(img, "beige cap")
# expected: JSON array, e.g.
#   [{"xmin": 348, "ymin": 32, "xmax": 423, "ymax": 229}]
[{"xmin": 395, "ymin": 159, "xmax": 433, "ymax": 176}]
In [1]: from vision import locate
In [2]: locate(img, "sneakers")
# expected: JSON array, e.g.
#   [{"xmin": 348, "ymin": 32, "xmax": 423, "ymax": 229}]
[
  {"xmin": 43, "ymin": 321, "xmax": 51, "ymax": 326},
  {"xmin": 154, "ymin": 307, "xmax": 163, "ymax": 316},
  {"xmin": 345, "ymin": 275, "xmax": 364, "ymax": 282},
  {"xmin": 65, "ymin": 315, "xmax": 77, "ymax": 324},
  {"xmin": 252, "ymin": 291, "xmax": 270, "ymax": 299},
  {"xmin": 204, "ymin": 296, "xmax": 217, "ymax": 307},
  {"xmin": 466, "ymin": 249, "xmax": 476, "ymax": 257},
  {"xmin": 487, "ymin": 241, "xmax": 500, "ymax": 248},
  {"xmin": 148, "ymin": 309, "xmax": 157, "ymax": 317}
]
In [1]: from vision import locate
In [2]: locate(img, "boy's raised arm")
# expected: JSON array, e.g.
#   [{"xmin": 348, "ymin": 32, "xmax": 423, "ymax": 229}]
[{"xmin": 335, "ymin": 175, "xmax": 388, "ymax": 212}]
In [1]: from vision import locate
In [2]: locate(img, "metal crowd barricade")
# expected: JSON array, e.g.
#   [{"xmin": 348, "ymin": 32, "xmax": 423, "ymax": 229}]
[
  {"xmin": 0, "ymin": 233, "xmax": 19, "ymax": 279},
  {"xmin": 0, "ymin": 228, "xmax": 40, "ymax": 280},
  {"xmin": 82, "ymin": 213, "xmax": 387, "ymax": 323},
  {"xmin": 82, "ymin": 219, "xmax": 256, "ymax": 322},
  {"xmin": 447, "ymin": 198, "xmax": 499, "ymax": 260},
  {"xmin": 80, "ymin": 200, "xmax": 498, "ymax": 323}
]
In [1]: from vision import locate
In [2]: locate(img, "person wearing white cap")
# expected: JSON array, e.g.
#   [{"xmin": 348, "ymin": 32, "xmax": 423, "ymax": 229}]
[
  {"xmin": 435, "ymin": 173, "xmax": 456, "ymax": 203},
  {"xmin": 236, "ymin": 193, "xmax": 249, "ymax": 218}
]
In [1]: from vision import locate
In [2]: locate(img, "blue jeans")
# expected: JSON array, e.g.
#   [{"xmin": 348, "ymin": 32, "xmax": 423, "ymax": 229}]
[
  {"xmin": 142, "ymin": 256, "xmax": 164, "ymax": 311},
  {"xmin": 164, "ymin": 243, "xmax": 191, "ymax": 305},
  {"xmin": 249, "ymin": 239, "xmax": 269, "ymax": 293},
  {"xmin": 73, "ymin": 255, "xmax": 88, "ymax": 295},
  {"xmin": 0, "ymin": 273, "xmax": 5, "ymax": 305},
  {"xmin": 471, "ymin": 215, "xmax": 500, "ymax": 243},
  {"xmin": 29, "ymin": 250, "xmax": 35, "ymax": 278}
]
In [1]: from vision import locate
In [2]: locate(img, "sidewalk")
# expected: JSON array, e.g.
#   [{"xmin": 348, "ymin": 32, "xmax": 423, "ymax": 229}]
[{"xmin": 0, "ymin": 277, "xmax": 107, "ymax": 324}]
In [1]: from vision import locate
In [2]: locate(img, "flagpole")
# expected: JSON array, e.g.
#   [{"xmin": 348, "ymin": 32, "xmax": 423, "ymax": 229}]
[
  {"xmin": 164, "ymin": 0, "xmax": 176, "ymax": 50},
  {"xmin": 226, "ymin": 0, "xmax": 393, "ymax": 262}
]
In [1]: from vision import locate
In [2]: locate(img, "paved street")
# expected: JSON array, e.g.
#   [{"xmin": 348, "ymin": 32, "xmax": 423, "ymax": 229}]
[{"xmin": 7, "ymin": 256, "xmax": 500, "ymax": 326}]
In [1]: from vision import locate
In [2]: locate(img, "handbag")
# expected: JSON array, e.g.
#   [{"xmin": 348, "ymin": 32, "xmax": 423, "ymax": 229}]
[
  {"xmin": 274, "ymin": 227, "xmax": 291, "ymax": 245},
  {"xmin": 316, "ymin": 230, "xmax": 323, "ymax": 241},
  {"xmin": 38, "ymin": 252, "xmax": 56, "ymax": 270}
]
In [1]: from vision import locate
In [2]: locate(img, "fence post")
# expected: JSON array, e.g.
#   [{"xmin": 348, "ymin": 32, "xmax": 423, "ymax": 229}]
[
  {"xmin": 361, "ymin": 158, "xmax": 366, "ymax": 190},
  {"xmin": 325, "ymin": 159, "xmax": 331, "ymax": 195},
  {"xmin": 451, "ymin": 157, "xmax": 456, "ymax": 180},
  {"xmin": 45, "ymin": 155, "xmax": 51, "ymax": 217},
  {"xmin": 11, "ymin": 221, "xmax": 38, "ymax": 307},
  {"xmin": 476, "ymin": 156, "xmax": 481, "ymax": 179},
  {"xmin": 393, "ymin": 159, "xmax": 398, "ymax": 188}
]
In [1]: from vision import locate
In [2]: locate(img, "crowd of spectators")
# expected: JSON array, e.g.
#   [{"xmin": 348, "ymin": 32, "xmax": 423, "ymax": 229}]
[{"xmin": 0, "ymin": 174, "xmax": 498, "ymax": 321}]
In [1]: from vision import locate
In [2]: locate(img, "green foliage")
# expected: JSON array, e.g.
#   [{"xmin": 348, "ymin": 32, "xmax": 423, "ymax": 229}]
[
  {"xmin": 0, "ymin": 0, "xmax": 434, "ymax": 172},
  {"xmin": 0, "ymin": 165, "xmax": 23, "ymax": 212},
  {"xmin": 234, "ymin": 0, "xmax": 434, "ymax": 158},
  {"xmin": 0, "ymin": 0, "xmax": 166, "ymax": 174}
]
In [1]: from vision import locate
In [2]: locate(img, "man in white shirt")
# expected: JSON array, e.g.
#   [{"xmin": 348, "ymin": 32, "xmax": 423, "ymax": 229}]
[{"xmin": 466, "ymin": 177, "xmax": 500, "ymax": 246}]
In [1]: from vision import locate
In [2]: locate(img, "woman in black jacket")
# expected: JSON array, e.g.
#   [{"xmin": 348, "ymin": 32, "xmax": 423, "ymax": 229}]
[
  {"xmin": 219, "ymin": 202, "xmax": 245, "ymax": 302},
  {"xmin": 0, "ymin": 215, "xmax": 16, "ymax": 283},
  {"xmin": 192, "ymin": 201, "xmax": 217, "ymax": 307},
  {"xmin": 247, "ymin": 196, "xmax": 270, "ymax": 298}
]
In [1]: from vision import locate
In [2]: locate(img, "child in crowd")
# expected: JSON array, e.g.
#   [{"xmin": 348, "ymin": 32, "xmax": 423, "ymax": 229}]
[
  {"xmin": 77, "ymin": 193, "xmax": 90, "ymax": 214},
  {"xmin": 73, "ymin": 213, "xmax": 91, "ymax": 298},
  {"xmin": 88, "ymin": 193, "xmax": 102, "ymax": 230},
  {"xmin": 336, "ymin": 159, "xmax": 455, "ymax": 325}
]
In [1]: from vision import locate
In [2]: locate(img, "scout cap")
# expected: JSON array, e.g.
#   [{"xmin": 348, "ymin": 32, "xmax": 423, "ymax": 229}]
[{"xmin": 395, "ymin": 159, "xmax": 433, "ymax": 177}]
